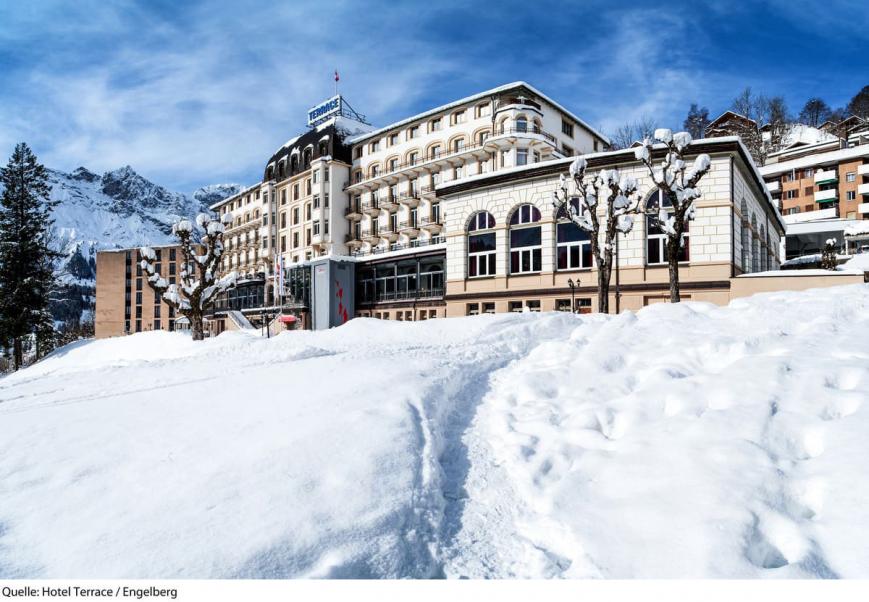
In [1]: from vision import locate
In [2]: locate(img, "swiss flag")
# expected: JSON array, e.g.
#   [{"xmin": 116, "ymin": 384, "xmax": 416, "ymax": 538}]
[{"xmin": 334, "ymin": 70, "xmax": 339, "ymax": 82}]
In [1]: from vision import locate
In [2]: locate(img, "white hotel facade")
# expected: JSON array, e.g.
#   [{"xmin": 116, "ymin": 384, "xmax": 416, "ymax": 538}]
[{"xmin": 124, "ymin": 81, "xmax": 787, "ymax": 334}]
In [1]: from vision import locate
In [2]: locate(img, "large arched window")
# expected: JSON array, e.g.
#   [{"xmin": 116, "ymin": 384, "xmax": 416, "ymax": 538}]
[
  {"xmin": 740, "ymin": 199, "xmax": 750, "ymax": 272},
  {"xmin": 303, "ymin": 148, "xmax": 312, "ymax": 169},
  {"xmin": 468, "ymin": 211, "xmax": 496, "ymax": 278},
  {"xmin": 556, "ymin": 199, "xmax": 592, "ymax": 270},
  {"xmin": 509, "ymin": 204, "xmax": 542, "ymax": 274},
  {"xmin": 515, "ymin": 116, "xmax": 528, "ymax": 133},
  {"xmin": 751, "ymin": 215, "xmax": 759, "ymax": 273},
  {"xmin": 646, "ymin": 190, "xmax": 689, "ymax": 265},
  {"xmin": 759, "ymin": 225, "xmax": 767, "ymax": 271}
]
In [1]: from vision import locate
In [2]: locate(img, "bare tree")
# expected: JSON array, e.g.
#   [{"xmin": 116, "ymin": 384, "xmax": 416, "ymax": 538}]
[
  {"xmin": 609, "ymin": 116, "xmax": 659, "ymax": 150},
  {"xmin": 139, "ymin": 213, "xmax": 237, "ymax": 341},
  {"xmin": 551, "ymin": 157, "xmax": 643, "ymax": 313},
  {"xmin": 799, "ymin": 98, "xmax": 832, "ymax": 127},
  {"xmin": 728, "ymin": 87, "xmax": 791, "ymax": 165},
  {"xmin": 634, "ymin": 129, "xmax": 712, "ymax": 303}
]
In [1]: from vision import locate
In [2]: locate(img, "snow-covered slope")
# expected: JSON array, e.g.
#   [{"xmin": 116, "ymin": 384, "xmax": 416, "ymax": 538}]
[
  {"xmin": 1, "ymin": 285, "xmax": 868, "ymax": 578},
  {"xmin": 37, "ymin": 167, "xmax": 241, "ymax": 323}
]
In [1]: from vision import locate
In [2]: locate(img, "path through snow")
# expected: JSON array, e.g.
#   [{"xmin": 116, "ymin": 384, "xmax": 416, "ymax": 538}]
[{"xmin": 1, "ymin": 285, "xmax": 868, "ymax": 578}]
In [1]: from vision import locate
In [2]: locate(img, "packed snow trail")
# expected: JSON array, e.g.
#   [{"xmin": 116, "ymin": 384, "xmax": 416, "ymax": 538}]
[{"xmin": 1, "ymin": 285, "xmax": 869, "ymax": 578}]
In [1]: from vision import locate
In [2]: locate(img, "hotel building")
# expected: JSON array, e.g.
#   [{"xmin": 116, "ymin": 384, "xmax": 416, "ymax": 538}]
[
  {"xmin": 345, "ymin": 82, "xmax": 609, "ymax": 319},
  {"xmin": 97, "ymin": 83, "xmax": 823, "ymax": 338}
]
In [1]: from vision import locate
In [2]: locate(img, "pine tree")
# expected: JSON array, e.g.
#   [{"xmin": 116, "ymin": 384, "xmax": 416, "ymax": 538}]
[
  {"xmin": 683, "ymin": 104, "xmax": 710, "ymax": 139},
  {"xmin": 0, "ymin": 143, "xmax": 59, "ymax": 370}
]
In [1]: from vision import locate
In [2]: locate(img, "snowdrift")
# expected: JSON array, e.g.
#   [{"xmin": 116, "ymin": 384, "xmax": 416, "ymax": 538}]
[{"xmin": 1, "ymin": 285, "xmax": 868, "ymax": 578}]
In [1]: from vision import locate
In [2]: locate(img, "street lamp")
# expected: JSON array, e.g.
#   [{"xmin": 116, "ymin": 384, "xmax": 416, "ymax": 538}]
[{"xmin": 567, "ymin": 278, "xmax": 577, "ymax": 314}]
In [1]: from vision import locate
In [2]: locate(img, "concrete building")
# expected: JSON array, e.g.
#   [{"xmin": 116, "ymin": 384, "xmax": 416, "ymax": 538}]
[{"xmin": 95, "ymin": 245, "xmax": 185, "ymax": 338}]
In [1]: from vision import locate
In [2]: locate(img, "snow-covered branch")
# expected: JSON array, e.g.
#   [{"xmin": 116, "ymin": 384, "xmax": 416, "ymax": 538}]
[{"xmin": 139, "ymin": 212, "xmax": 237, "ymax": 340}]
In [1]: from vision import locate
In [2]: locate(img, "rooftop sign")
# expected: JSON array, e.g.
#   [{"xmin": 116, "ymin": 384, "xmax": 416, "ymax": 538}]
[{"xmin": 307, "ymin": 95, "xmax": 342, "ymax": 127}]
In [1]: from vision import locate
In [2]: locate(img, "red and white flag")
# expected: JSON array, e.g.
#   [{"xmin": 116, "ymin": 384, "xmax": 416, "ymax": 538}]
[{"xmin": 334, "ymin": 70, "xmax": 339, "ymax": 82}]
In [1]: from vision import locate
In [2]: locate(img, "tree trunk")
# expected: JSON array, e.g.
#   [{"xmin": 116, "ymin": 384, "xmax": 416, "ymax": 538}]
[
  {"xmin": 667, "ymin": 231, "xmax": 682, "ymax": 303},
  {"xmin": 13, "ymin": 337, "xmax": 22, "ymax": 371},
  {"xmin": 191, "ymin": 313, "xmax": 205, "ymax": 341},
  {"xmin": 598, "ymin": 264, "xmax": 609, "ymax": 314}
]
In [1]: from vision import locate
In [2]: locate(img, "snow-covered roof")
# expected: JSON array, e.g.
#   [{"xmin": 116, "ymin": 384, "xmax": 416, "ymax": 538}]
[
  {"xmin": 759, "ymin": 144, "xmax": 869, "ymax": 176},
  {"xmin": 845, "ymin": 222, "xmax": 869, "ymax": 237},
  {"xmin": 208, "ymin": 182, "xmax": 263, "ymax": 210},
  {"xmin": 347, "ymin": 81, "xmax": 610, "ymax": 146}
]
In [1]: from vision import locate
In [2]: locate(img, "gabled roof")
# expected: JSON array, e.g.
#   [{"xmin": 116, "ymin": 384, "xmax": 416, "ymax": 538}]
[
  {"xmin": 706, "ymin": 110, "xmax": 757, "ymax": 131},
  {"xmin": 346, "ymin": 81, "xmax": 609, "ymax": 146}
]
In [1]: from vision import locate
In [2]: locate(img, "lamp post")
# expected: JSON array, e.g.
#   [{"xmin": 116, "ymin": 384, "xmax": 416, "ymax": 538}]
[{"xmin": 567, "ymin": 278, "xmax": 577, "ymax": 314}]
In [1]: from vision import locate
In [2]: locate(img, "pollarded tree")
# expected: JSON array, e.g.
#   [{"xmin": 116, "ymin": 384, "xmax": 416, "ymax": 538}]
[
  {"xmin": 139, "ymin": 213, "xmax": 237, "ymax": 341},
  {"xmin": 634, "ymin": 129, "xmax": 712, "ymax": 303},
  {"xmin": 551, "ymin": 157, "xmax": 643, "ymax": 313}
]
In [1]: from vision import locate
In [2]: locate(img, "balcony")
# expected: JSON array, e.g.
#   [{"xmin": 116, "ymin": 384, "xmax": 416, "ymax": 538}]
[
  {"xmin": 380, "ymin": 195, "xmax": 399, "ymax": 210},
  {"xmin": 399, "ymin": 191, "xmax": 420, "ymax": 208},
  {"xmin": 344, "ymin": 204, "xmax": 362, "ymax": 219},
  {"xmin": 344, "ymin": 233, "xmax": 362, "ymax": 247},
  {"xmin": 765, "ymin": 180, "xmax": 780, "ymax": 194},
  {"xmin": 399, "ymin": 220, "xmax": 419, "ymax": 235},
  {"xmin": 379, "ymin": 225, "xmax": 399, "ymax": 242},
  {"xmin": 859, "ymin": 183, "xmax": 869, "ymax": 196},
  {"xmin": 859, "ymin": 203, "xmax": 869, "ymax": 214},
  {"xmin": 361, "ymin": 228, "xmax": 380, "ymax": 243},
  {"xmin": 362, "ymin": 199, "xmax": 381, "ymax": 216},
  {"xmin": 814, "ymin": 170, "xmax": 838, "ymax": 185},
  {"xmin": 419, "ymin": 216, "xmax": 443, "ymax": 234},
  {"xmin": 857, "ymin": 164, "xmax": 869, "ymax": 176},
  {"xmin": 815, "ymin": 188, "xmax": 838, "ymax": 203}
]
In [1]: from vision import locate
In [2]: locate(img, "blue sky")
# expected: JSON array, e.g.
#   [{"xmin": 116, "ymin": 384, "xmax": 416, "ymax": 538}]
[{"xmin": 1, "ymin": 0, "xmax": 867, "ymax": 192}]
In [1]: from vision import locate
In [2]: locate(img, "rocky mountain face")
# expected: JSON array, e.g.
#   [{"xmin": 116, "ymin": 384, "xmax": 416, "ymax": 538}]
[{"xmin": 41, "ymin": 166, "xmax": 241, "ymax": 326}]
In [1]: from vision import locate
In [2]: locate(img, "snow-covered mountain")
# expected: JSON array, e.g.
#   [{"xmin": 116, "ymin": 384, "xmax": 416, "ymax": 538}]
[{"xmin": 43, "ymin": 166, "xmax": 241, "ymax": 324}]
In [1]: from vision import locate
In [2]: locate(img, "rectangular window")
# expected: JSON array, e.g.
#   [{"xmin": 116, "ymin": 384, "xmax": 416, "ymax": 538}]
[
  {"xmin": 846, "ymin": 172, "xmax": 856, "ymax": 182},
  {"xmin": 509, "ymin": 226, "xmax": 542, "ymax": 274},
  {"xmin": 509, "ymin": 301, "xmax": 523, "ymax": 313},
  {"xmin": 305, "ymin": 204, "xmax": 311, "ymax": 220},
  {"xmin": 293, "ymin": 232, "xmax": 299, "ymax": 248},
  {"xmin": 483, "ymin": 302, "xmax": 495, "ymax": 314},
  {"xmin": 516, "ymin": 149, "xmax": 528, "ymax": 166},
  {"xmin": 293, "ymin": 207, "xmax": 300, "ymax": 225},
  {"xmin": 293, "ymin": 184, "xmax": 299, "ymax": 200},
  {"xmin": 561, "ymin": 120, "xmax": 574, "ymax": 137},
  {"xmin": 313, "ymin": 194, "xmax": 320, "ymax": 208},
  {"xmin": 281, "ymin": 189, "xmax": 287, "ymax": 205},
  {"xmin": 466, "ymin": 303, "xmax": 480, "ymax": 316},
  {"xmin": 526, "ymin": 300, "xmax": 541, "ymax": 312},
  {"xmin": 468, "ymin": 232, "xmax": 496, "ymax": 277},
  {"xmin": 562, "ymin": 144, "xmax": 574, "ymax": 156},
  {"xmin": 281, "ymin": 236, "xmax": 286, "ymax": 252},
  {"xmin": 847, "ymin": 191, "xmax": 856, "ymax": 201},
  {"xmin": 281, "ymin": 212, "xmax": 287, "ymax": 228},
  {"xmin": 556, "ymin": 223, "xmax": 593, "ymax": 270}
]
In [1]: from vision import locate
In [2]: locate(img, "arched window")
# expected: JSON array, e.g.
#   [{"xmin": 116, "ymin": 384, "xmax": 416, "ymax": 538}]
[
  {"xmin": 515, "ymin": 116, "xmax": 528, "ymax": 133},
  {"xmin": 509, "ymin": 204, "xmax": 542, "ymax": 274},
  {"xmin": 318, "ymin": 141, "xmax": 328, "ymax": 156},
  {"xmin": 420, "ymin": 260, "xmax": 444, "ymax": 294},
  {"xmin": 557, "ymin": 199, "xmax": 592, "ymax": 270},
  {"xmin": 768, "ymin": 233, "xmax": 775, "ymax": 270},
  {"xmin": 759, "ymin": 225, "xmax": 767, "ymax": 271},
  {"xmin": 751, "ymin": 215, "xmax": 759, "ymax": 273},
  {"xmin": 266, "ymin": 166, "xmax": 274, "ymax": 181},
  {"xmin": 429, "ymin": 144, "xmax": 442, "ymax": 159},
  {"xmin": 453, "ymin": 137, "xmax": 467, "ymax": 153},
  {"xmin": 646, "ymin": 190, "xmax": 689, "ymax": 265},
  {"xmin": 740, "ymin": 199, "xmax": 750, "ymax": 272},
  {"xmin": 278, "ymin": 161, "xmax": 286, "ymax": 180},
  {"xmin": 468, "ymin": 211, "xmax": 496, "ymax": 278},
  {"xmin": 303, "ymin": 148, "xmax": 312, "ymax": 169}
]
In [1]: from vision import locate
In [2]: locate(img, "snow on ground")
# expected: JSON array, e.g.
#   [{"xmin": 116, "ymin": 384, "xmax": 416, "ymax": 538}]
[{"xmin": 1, "ymin": 285, "xmax": 869, "ymax": 578}]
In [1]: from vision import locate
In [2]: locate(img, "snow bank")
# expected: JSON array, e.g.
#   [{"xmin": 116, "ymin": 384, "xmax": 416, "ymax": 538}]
[{"xmin": 2, "ymin": 286, "xmax": 869, "ymax": 578}]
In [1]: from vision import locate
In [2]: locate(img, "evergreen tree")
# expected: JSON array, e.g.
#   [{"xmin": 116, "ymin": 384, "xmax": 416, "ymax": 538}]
[
  {"xmin": 683, "ymin": 104, "xmax": 710, "ymax": 139},
  {"xmin": 798, "ymin": 97, "xmax": 832, "ymax": 127},
  {"xmin": 846, "ymin": 85, "xmax": 869, "ymax": 120},
  {"xmin": 0, "ymin": 143, "xmax": 59, "ymax": 370}
]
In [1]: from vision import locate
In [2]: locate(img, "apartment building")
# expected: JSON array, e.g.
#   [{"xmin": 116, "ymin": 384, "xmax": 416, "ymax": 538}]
[
  {"xmin": 345, "ymin": 81, "xmax": 609, "ymax": 319},
  {"xmin": 95, "ymin": 245, "xmax": 185, "ymax": 338},
  {"xmin": 761, "ymin": 144, "xmax": 869, "ymax": 222},
  {"xmin": 437, "ymin": 137, "xmax": 784, "ymax": 315}
]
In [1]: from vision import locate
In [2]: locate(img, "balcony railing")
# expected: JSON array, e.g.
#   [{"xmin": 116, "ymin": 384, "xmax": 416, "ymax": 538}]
[
  {"xmin": 814, "ymin": 170, "xmax": 838, "ymax": 184},
  {"xmin": 816, "ymin": 188, "xmax": 838, "ymax": 202},
  {"xmin": 493, "ymin": 125, "xmax": 556, "ymax": 143}
]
